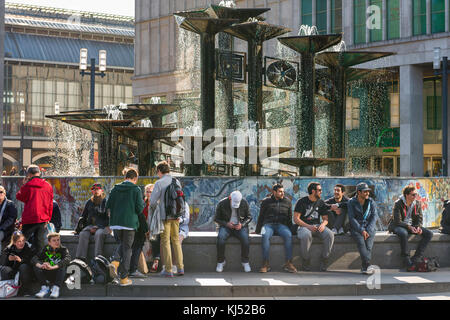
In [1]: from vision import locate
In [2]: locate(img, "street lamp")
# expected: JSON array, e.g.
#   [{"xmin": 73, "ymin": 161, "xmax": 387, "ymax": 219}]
[
  {"xmin": 79, "ymin": 48, "xmax": 107, "ymax": 168},
  {"xmin": 54, "ymin": 102, "xmax": 60, "ymax": 163},
  {"xmin": 19, "ymin": 110, "xmax": 25, "ymax": 171},
  {"xmin": 433, "ymin": 47, "xmax": 449, "ymax": 176}
]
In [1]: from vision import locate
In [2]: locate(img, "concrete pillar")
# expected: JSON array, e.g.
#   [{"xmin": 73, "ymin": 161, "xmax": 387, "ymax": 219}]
[
  {"xmin": 400, "ymin": 65, "xmax": 424, "ymax": 176},
  {"xmin": 342, "ymin": 0, "xmax": 354, "ymax": 46},
  {"xmin": 400, "ymin": 0, "xmax": 412, "ymax": 38},
  {"xmin": 446, "ymin": 0, "xmax": 449, "ymax": 32},
  {"xmin": 327, "ymin": 0, "xmax": 332, "ymax": 34},
  {"xmin": 312, "ymin": 0, "xmax": 316, "ymax": 27},
  {"xmin": 426, "ymin": 0, "xmax": 431, "ymax": 34}
]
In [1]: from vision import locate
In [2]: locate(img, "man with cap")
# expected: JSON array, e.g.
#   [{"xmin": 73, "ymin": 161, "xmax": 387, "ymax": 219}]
[
  {"xmin": 75, "ymin": 183, "xmax": 111, "ymax": 262},
  {"xmin": 214, "ymin": 190, "xmax": 252, "ymax": 272},
  {"xmin": 347, "ymin": 182, "xmax": 379, "ymax": 274}
]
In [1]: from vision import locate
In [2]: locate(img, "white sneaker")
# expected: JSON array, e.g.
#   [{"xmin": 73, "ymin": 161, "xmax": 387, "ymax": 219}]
[
  {"xmin": 172, "ymin": 265, "xmax": 177, "ymax": 274},
  {"xmin": 129, "ymin": 270, "xmax": 146, "ymax": 278},
  {"xmin": 216, "ymin": 261, "xmax": 226, "ymax": 272},
  {"xmin": 331, "ymin": 228, "xmax": 338, "ymax": 234},
  {"xmin": 242, "ymin": 262, "xmax": 251, "ymax": 273},
  {"xmin": 49, "ymin": 285, "xmax": 60, "ymax": 299},
  {"xmin": 338, "ymin": 228, "xmax": 345, "ymax": 235},
  {"xmin": 35, "ymin": 285, "xmax": 50, "ymax": 299}
]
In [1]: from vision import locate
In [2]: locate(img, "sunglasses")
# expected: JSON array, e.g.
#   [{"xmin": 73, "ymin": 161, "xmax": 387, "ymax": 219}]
[
  {"xmin": 315, "ymin": 188, "xmax": 322, "ymax": 192},
  {"xmin": 409, "ymin": 193, "xmax": 417, "ymax": 196}
]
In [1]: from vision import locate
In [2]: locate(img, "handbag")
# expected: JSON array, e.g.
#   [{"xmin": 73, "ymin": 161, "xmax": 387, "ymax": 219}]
[
  {"xmin": 138, "ymin": 251, "xmax": 149, "ymax": 274},
  {"xmin": 0, "ymin": 272, "xmax": 20, "ymax": 299}
]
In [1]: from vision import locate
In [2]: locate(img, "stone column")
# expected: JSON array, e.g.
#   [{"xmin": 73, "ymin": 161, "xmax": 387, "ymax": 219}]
[
  {"xmin": 400, "ymin": 65, "xmax": 424, "ymax": 176},
  {"xmin": 400, "ymin": 0, "xmax": 412, "ymax": 38},
  {"xmin": 426, "ymin": 0, "xmax": 431, "ymax": 34},
  {"xmin": 342, "ymin": 0, "xmax": 354, "ymax": 46}
]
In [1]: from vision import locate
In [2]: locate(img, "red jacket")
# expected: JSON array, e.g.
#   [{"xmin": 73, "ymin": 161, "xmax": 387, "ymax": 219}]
[{"xmin": 16, "ymin": 177, "xmax": 54, "ymax": 225}]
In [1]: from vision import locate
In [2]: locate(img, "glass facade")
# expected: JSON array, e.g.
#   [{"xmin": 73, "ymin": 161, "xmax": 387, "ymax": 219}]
[
  {"xmin": 354, "ymin": 0, "xmax": 367, "ymax": 44},
  {"xmin": 387, "ymin": 0, "xmax": 400, "ymax": 39},
  {"xmin": 3, "ymin": 63, "xmax": 133, "ymax": 137},
  {"xmin": 301, "ymin": 0, "xmax": 312, "ymax": 26},
  {"xmin": 331, "ymin": 0, "xmax": 342, "ymax": 33},
  {"xmin": 316, "ymin": 0, "xmax": 328, "ymax": 34},
  {"xmin": 413, "ymin": 0, "xmax": 427, "ymax": 35},
  {"xmin": 431, "ymin": 0, "xmax": 445, "ymax": 33}
]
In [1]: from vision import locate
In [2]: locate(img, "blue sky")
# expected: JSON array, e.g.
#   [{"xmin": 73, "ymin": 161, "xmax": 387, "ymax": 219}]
[{"xmin": 7, "ymin": 0, "xmax": 135, "ymax": 17}]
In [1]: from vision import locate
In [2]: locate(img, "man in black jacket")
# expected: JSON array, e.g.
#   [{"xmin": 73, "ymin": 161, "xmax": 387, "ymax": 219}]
[
  {"xmin": 325, "ymin": 184, "xmax": 349, "ymax": 235},
  {"xmin": 0, "ymin": 185, "xmax": 18, "ymax": 251},
  {"xmin": 214, "ymin": 190, "xmax": 252, "ymax": 273},
  {"xmin": 255, "ymin": 183, "xmax": 296, "ymax": 273}
]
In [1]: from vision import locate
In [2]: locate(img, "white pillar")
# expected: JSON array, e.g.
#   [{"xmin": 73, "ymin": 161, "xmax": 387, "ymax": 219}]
[{"xmin": 400, "ymin": 65, "xmax": 424, "ymax": 176}]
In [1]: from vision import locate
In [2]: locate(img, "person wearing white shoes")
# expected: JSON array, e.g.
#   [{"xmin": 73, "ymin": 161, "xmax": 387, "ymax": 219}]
[
  {"xmin": 325, "ymin": 184, "xmax": 349, "ymax": 236},
  {"xmin": 214, "ymin": 191, "xmax": 252, "ymax": 273},
  {"xmin": 32, "ymin": 233, "xmax": 71, "ymax": 299}
]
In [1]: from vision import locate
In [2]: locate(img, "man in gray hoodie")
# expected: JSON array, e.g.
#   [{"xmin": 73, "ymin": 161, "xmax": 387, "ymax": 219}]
[{"xmin": 149, "ymin": 161, "xmax": 184, "ymax": 277}]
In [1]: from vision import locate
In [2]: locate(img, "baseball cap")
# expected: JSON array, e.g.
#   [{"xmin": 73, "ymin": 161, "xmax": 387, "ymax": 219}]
[
  {"xmin": 230, "ymin": 191, "xmax": 243, "ymax": 208},
  {"xmin": 356, "ymin": 182, "xmax": 371, "ymax": 192},
  {"xmin": 91, "ymin": 183, "xmax": 103, "ymax": 191}
]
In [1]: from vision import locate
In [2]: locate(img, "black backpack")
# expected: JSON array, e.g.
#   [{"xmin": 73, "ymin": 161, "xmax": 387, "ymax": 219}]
[
  {"xmin": 91, "ymin": 255, "xmax": 113, "ymax": 284},
  {"xmin": 67, "ymin": 259, "xmax": 93, "ymax": 284},
  {"xmin": 164, "ymin": 178, "xmax": 185, "ymax": 219}
]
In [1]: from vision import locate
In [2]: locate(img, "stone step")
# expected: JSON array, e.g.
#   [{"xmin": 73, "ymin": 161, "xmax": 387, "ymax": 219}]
[{"xmin": 52, "ymin": 268, "xmax": 450, "ymax": 298}]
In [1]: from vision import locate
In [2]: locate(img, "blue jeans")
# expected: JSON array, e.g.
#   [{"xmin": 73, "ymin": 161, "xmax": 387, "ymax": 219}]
[
  {"xmin": 217, "ymin": 226, "xmax": 250, "ymax": 263},
  {"xmin": 261, "ymin": 223, "xmax": 293, "ymax": 262},
  {"xmin": 351, "ymin": 230, "xmax": 375, "ymax": 268},
  {"xmin": 393, "ymin": 226, "xmax": 433, "ymax": 258}
]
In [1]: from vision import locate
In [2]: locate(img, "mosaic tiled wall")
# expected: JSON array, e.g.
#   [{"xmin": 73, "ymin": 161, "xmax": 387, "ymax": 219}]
[{"xmin": 1, "ymin": 176, "xmax": 448, "ymax": 232}]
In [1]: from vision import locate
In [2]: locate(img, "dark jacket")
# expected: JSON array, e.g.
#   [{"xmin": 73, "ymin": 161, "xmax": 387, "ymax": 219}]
[
  {"xmin": 106, "ymin": 181, "xmax": 145, "ymax": 230},
  {"xmin": 31, "ymin": 244, "xmax": 71, "ymax": 269},
  {"xmin": 0, "ymin": 242, "xmax": 34, "ymax": 270},
  {"xmin": 16, "ymin": 176, "xmax": 54, "ymax": 225},
  {"xmin": 389, "ymin": 197, "xmax": 423, "ymax": 232},
  {"xmin": 255, "ymin": 195, "xmax": 292, "ymax": 234},
  {"xmin": 0, "ymin": 199, "xmax": 18, "ymax": 240},
  {"xmin": 214, "ymin": 197, "xmax": 252, "ymax": 229},
  {"xmin": 80, "ymin": 197, "xmax": 109, "ymax": 229},
  {"xmin": 441, "ymin": 200, "xmax": 450, "ymax": 232},
  {"xmin": 347, "ymin": 196, "xmax": 378, "ymax": 234},
  {"xmin": 50, "ymin": 200, "xmax": 62, "ymax": 233}
]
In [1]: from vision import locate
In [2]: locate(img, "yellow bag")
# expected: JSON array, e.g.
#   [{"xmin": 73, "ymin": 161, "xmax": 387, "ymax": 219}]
[{"xmin": 138, "ymin": 251, "xmax": 149, "ymax": 274}]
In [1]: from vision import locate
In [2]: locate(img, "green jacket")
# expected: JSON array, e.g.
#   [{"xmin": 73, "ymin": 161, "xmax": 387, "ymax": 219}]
[{"xmin": 106, "ymin": 181, "xmax": 145, "ymax": 230}]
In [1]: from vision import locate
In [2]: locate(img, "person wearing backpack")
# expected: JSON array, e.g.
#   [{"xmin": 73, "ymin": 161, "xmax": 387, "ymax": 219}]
[
  {"xmin": 149, "ymin": 161, "xmax": 184, "ymax": 277},
  {"xmin": 348, "ymin": 182, "xmax": 378, "ymax": 274},
  {"xmin": 106, "ymin": 168, "xmax": 145, "ymax": 286},
  {"xmin": 389, "ymin": 186, "xmax": 433, "ymax": 268}
]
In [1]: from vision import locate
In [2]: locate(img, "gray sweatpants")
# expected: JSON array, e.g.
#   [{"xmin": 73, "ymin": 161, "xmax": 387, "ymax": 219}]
[
  {"xmin": 297, "ymin": 226, "xmax": 335, "ymax": 260},
  {"xmin": 115, "ymin": 229, "xmax": 135, "ymax": 279},
  {"xmin": 75, "ymin": 226, "xmax": 110, "ymax": 260}
]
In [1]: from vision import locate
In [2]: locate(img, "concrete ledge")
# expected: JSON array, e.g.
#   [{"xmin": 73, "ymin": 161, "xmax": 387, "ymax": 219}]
[{"xmin": 60, "ymin": 231, "xmax": 450, "ymax": 272}]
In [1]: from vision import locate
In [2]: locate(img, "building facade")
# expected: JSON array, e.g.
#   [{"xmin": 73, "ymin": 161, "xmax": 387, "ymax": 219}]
[
  {"xmin": 135, "ymin": 0, "xmax": 450, "ymax": 177},
  {"xmin": 2, "ymin": 3, "xmax": 134, "ymax": 174}
]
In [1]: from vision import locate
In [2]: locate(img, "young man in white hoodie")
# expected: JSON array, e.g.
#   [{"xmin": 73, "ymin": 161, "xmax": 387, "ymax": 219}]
[{"xmin": 389, "ymin": 185, "xmax": 433, "ymax": 268}]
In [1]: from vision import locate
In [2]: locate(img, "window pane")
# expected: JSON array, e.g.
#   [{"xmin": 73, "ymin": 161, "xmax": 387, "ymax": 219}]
[
  {"xmin": 354, "ymin": 0, "xmax": 366, "ymax": 44},
  {"xmin": 431, "ymin": 0, "xmax": 445, "ymax": 33},
  {"xmin": 413, "ymin": 0, "xmax": 427, "ymax": 35},
  {"xmin": 387, "ymin": 0, "xmax": 400, "ymax": 39},
  {"xmin": 301, "ymin": 0, "xmax": 312, "ymax": 26},
  {"xmin": 331, "ymin": 0, "xmax": 342, "ymax": 33}
]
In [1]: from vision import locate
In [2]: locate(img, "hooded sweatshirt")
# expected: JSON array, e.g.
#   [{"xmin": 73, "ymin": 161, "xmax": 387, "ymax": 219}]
[
  {"xmin": 16, "ymin": 176, "xmax": 54, "ymax": 225},
  {"xmin": 106, "ymin": 180, "xmax": 145, "ymax": 230}
]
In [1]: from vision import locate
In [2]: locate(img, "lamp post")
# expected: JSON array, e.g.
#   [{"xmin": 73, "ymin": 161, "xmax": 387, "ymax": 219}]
[
  {"xmin": 433, "ymin": 47, "xmax": 449, "ymax": 176},
  {"xmin": 19, "ymin": 110, "xmax": 25, "ymax": 170},
  {"xmin": 54, "ymin": 102, "xmax": 60, "ymax": 165},
  {"xmin": 79, "ymin": 48, "xmax": 107, "ymax": 169}
]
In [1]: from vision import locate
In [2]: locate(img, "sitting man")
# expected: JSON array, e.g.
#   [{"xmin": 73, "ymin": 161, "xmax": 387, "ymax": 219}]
[
  {"xmin": 214, "ymin": 190, "xmax": 252, "ymax": 273},
  {"xmin": 294, "ymin": 182, "xmax": 334, "ymax": 271},
  {"xmin": 389, "ymin": 186, "xmax": 433, "ymax": 268},
  {"xmin": 325, "ymin": 184, "xmax": 349, "ymax": 235},
  {"xmin": 255, "ymin": 183, "xmax": 296, "ymax": 273},
  {"xmin": 347, "ymin": 182, "xmax": 378, "ymax": 274},
  {"xmin": 75, "ymin": 183, "xmax": 111, "ymax": 262}
]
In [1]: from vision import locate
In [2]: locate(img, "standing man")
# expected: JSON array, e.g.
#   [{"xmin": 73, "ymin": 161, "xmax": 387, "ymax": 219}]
[
  {"xmin": 347, "ymin": 182, "xmax": 378, "ymax": 274},
  {"xmin": 149, "ymin": 161, "xmax": 184, "ymax": 277},
  {"xmin": 106, "ymin": 168, "xmax": 145, "ymax": 286},
  {"xmin": 294, "ymin": 182, "xmax": 334, "ymax": 272},
  {"xmin": 214, "ymin": 190, "xmax": 252, "ymax": 273},
  {"xmin": 16, "ymin": 164, "xmax": 54, "ymax": 254},
  {"xmin": 389, "ymin": 186, "xmax": 433, "ymax": 268},
  {"xmin": 255, "ymin": 183, "xmax": 297, "ymax": 273},
  {"xmin": 325, "ymin": 184, "xmax": 349, "ymax": 235}
]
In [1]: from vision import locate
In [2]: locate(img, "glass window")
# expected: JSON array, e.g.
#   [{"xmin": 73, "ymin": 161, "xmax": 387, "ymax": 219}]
[
  {"xmin": 431, "ymin": 0, "xmax": 445, "ymax": 33},
  {"xmin": 389, "ymin": 80, "xmax": 399, "ymax": 127},
  {"xmin": 423, "ymin": 78, "xmax": 442, "ymax": 145},
  {"xmin": 413, "ymin": 0, "xmax": 427, "ymax": 35},
  {"xmin": 369, "ymin": 0, "xmax": 383, "ymax": 42},
  {"xmin": 316, "ymin": 0, "xmax": 327, "ymax": 34},
  {"xmin": 301, "ymin": 0, "xmax": 312, "ymax": 26},
  {"xmin": 387, "ymin": 0, "xmax": 400, "ymax": 39},
  {"xmin": 331, "ymin": 0, "xmax": 342, "ymax": 33},
  {"xmin": 354, "ymin": 0, "xmax": 367, "ymax": 44},
  {"xmin": 346, "ymin": 96, "xmax": 360, "ymax": 129}
]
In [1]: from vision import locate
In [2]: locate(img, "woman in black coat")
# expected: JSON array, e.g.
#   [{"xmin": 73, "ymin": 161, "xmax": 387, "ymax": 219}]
[
  {"xmin": 0, "ymin": 231, "xmax": 35, "ymax": 296},
  {"xmin": 0, "ymin": 185, "xmax": 18, "ymax": 251}
]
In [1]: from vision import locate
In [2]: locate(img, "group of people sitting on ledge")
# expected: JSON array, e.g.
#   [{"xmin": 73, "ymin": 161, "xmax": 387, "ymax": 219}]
[
  {"xmin": 215, "ymin": 182, "xmax": 446, "ymax": 274},
  {"xmin": 0, "ymin": 163, "xmax": 449, "ymax": 299}
]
